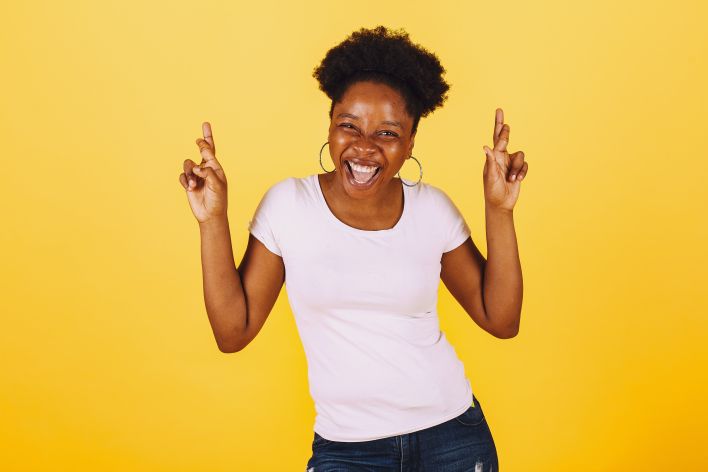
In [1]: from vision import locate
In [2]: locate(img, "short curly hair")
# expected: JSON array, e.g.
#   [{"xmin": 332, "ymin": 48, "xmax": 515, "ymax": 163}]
[{"xmin": 313, "ymin": 25, "xmax": 450, "ymax": 135}]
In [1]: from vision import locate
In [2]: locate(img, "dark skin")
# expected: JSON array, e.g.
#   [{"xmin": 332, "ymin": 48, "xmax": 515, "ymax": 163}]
[
  {"xmin": 317, "ymin": 80, "xmax": 415, "ymax": 231},
  {"xmin": 179, "ymin": 81, "xmax": 527, "ymax": 352}
]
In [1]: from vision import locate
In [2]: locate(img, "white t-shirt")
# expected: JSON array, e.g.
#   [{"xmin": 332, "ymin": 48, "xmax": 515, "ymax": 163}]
[{"xmin": 248, "ymin": 173, "xmax": 474, "ymax": 442}]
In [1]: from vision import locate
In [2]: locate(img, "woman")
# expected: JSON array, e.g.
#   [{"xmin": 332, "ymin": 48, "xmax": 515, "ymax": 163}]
[{"xmin": 179, "ymin": 26, "xmax": 526, "ymax": 471}]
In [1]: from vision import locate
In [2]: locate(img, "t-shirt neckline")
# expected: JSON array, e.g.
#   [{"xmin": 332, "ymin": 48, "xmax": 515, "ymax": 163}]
[{"xmin": 312, "ymin": 173, "xmax": 410, "ymax": 235}]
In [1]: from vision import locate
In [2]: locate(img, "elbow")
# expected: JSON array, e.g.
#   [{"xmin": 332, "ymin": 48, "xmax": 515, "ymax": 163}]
[
  {"xmin": 217, "ymin": 340, "xmax": 245, "ymax": 353},
  {"xmin": 215, "ymin": 332, "xmax": 247, "ymax": 354},
  {"xmin": 494, "ymin": 327, "xmax": 519, "ymax": 339},
  {"xmin": 211, "ymin": 314, "xmax": 250, "ymax": 353},
  {"xmin": 480, "ymin": 296, "xmax": 522, "ymax": 339},
  {"xmin": 487, "ymin": 315, "xmax": 520, "ymax": 339},
  {"xmin": 217, "ymin": 343, "xmax": 241, "ymax": 354}
]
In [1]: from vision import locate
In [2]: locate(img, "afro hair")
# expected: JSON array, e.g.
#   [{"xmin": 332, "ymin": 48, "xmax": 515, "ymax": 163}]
[{"xmin": 312, "ymin": 25, "xmax": 450, "ymax": 134}]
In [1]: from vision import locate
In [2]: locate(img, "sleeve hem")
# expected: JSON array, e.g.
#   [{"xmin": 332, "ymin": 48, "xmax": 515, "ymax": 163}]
[
  {"xmin": 442, "ymin": 228, "xmax": 471, "ymax": 253},
  {"xmin": 248, "ymin": 228, "xmax": 282, "ymax": 257}
]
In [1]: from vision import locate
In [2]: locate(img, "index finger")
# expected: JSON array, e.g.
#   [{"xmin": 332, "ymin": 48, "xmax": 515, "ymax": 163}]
[
  {"xmin": 195, "ymin": 137, "xmax": 217, "ymax": 162},
  {"xmin": 493, "ymin": 108, "xmax": 504, "ymax": 146},
  {"xmin": 202, "ymin": 122, "xmax": 215, "ymax": 154},
  {"xmin": 494, "ymin": 123, "xmax": 510, "ymax": 152}
]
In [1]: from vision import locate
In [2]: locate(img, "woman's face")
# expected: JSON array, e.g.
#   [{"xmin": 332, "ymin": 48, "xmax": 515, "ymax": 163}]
[{"xmin": 327, "ymin": 80, "xmax": 416, "ymax": 198}]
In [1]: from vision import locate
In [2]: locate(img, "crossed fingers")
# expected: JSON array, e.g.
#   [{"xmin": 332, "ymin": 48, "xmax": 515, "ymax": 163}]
[
  {"xmin": 195, "ymin": 122, "xmax": 216, "ymax": 163},
  {"xmin": 491, "ymin": 108, "xmax": 527, "ymax": 182},
  {"xmin": 493, "ymin": 108, "xmax": 507, "ymax": 151},
  {"xmin": 180, "ymin": 122, "xmax": 223, "ymax": 191}
]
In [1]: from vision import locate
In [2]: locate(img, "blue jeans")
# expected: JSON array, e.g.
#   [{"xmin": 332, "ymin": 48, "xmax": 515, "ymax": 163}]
[{"xmin": 305, "ymin": 394, "xmax": 499, "ymax": 471}]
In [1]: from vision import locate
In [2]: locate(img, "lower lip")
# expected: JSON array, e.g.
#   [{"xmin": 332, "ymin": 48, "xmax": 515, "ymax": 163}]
[{"xmin": 344, "ymin": 161, "xmax": 382, "ymax": 189}]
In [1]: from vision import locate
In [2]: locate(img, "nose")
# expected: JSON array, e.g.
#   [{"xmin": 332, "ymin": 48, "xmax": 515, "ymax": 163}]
[{"xmin": 352, "ymin": 135, "xmax": 378, "ymax": 156}]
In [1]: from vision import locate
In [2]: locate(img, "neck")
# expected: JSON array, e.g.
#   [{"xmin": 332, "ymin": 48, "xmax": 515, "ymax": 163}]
[{"xmin": 320, "ymin": 171, "xmax": 401, "ymax": 216}]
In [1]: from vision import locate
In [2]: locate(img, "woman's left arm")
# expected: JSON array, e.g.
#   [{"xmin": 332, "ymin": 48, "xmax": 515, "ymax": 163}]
[{"xmin": 441, "ymin": 108, "xmax": 528, "ymax": 339}]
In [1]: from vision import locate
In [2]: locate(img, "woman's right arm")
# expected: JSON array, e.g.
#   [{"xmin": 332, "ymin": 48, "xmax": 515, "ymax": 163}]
[
  {"xmin": 198, "ymin": 218, "xmax": 284, "ymax": 353},
  {"xmin": 180, "ymin": 122, "xmax": 285, "ymax": 353}
]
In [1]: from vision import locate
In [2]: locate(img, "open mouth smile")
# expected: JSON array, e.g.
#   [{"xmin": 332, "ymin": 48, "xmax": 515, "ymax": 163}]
[{"xmin": 343, "ymin": 160, "xmax": 382, "ymax": 188}]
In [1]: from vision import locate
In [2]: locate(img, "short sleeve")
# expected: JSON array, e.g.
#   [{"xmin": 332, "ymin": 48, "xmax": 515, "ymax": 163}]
[
  {"xmin": 247, "ymin": 182, "xmax": 286, "ymax": 257},
  {"xmin": 438, "ymin": 189, "xmax": 472, "ymax": 253}
]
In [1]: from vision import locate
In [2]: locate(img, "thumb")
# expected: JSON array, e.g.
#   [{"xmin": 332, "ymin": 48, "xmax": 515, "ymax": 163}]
[
  {"xmin": 482, "ymin": 146, "xmax": 494, "ymax": 172},
  {"xmin": 192, "ymin": 165, "xmax": 221, "ymax": 189},
  {"xmin": 482, "ymin": 146, "xmax": 500, "ymax": 179}
]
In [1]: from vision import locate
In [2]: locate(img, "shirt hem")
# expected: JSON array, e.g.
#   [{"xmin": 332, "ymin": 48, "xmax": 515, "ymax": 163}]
[{"xmin": 313, "ymin": 392, "xmax": 474, "ymax": 442}]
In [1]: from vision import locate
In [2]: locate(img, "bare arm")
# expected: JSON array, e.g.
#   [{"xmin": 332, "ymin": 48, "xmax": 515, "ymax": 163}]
[
  {"xmin": 441, "ymin": 205, "xmax": 522, "ymax": 338},
  {"xmin": 197, "ymin": 217, "xmax": 244, "ymax": 352},
  {"xmin": 440, "ymin": 237, "xmax": 491, "ymax": 335},
  {"xmin": 440, "ymin": 108, "xmax": 527, "ymax": 339},
  {"xmin": 198, "ymin": 219, "xmax": 284, "ymax": 353},
  {"xmin": 180, "ymin": 122, "xmax": 284, "ymax": 353},
  {"xmin": 481, "ymin": 204, "xmax": 522, "ymax": 337}
]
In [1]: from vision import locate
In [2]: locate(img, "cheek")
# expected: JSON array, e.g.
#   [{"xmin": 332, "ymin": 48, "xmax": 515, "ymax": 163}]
[
  {"xmin": 380, "ymin": 142, "xmax": 407, "ymax": 160},
  {"xmin": 330, "ymin": 135, "xmax": 349, "ymax": 148},
  {"xmin": 328, "ymin": 134, "xmax": 352, "ymax": 160}
]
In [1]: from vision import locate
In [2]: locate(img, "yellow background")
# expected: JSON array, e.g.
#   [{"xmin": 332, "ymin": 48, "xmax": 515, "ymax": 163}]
[{"xmin": 2, "ymin": 0, "xmax": 706, "ymax": 470}]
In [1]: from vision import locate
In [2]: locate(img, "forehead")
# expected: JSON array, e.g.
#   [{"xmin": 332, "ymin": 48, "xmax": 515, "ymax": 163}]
[{"xmin": 335, "ymin": 80, "xmax": 409, "ymax": 118}]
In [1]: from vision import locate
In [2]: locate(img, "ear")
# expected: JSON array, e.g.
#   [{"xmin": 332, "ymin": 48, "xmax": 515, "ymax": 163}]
[{"xmin": 407, "ymin": 131, "xmax": 416, "ymax": 156}]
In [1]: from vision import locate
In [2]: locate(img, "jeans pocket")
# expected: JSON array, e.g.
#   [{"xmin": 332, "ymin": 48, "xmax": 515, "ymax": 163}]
[
  {"xmin": 313, "ymin": 432, "xmax": 333, "ymax": 448},
  {"xmin": 454, "ymin": 401, "xmax": 486, "ymax": 427}
]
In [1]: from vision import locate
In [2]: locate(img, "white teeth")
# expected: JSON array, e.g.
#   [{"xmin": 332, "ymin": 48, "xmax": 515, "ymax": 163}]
[{"xmin": 349, "ymin": 161, "xmax": 378, "ymax": 173}]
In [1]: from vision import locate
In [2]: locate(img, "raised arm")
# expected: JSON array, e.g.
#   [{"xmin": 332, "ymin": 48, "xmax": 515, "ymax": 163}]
[
  {"xmin": 441, "ymin": 108, "xmax": 527, "ymax": 339},
  {"xmin": 179, "ymin": 122, "xmax": 284, "ymax": 353}
]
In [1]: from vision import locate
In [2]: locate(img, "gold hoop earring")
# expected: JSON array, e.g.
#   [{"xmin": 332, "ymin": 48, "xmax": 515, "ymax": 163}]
[
  {"xmin": 319, "ymin": 141, "xmax": 335, "ymax": 173},
  {"xmin": 396, "ymin": 155, "xmax": 423, "ymax": 186}
]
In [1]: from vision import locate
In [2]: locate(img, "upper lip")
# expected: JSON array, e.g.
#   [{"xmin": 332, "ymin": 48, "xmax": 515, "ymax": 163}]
[{"xmin": 344, "ymin": 157, "xmax": 382, "ymax": 168}]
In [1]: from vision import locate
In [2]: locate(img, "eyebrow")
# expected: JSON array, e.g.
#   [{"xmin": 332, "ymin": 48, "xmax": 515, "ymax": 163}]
[{"xmin": 336, "ymin": 113, "xmax": 402, "ymax": 129}]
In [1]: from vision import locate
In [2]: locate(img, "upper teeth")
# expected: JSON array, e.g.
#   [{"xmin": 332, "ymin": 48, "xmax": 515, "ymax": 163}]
[{"xmin": 350, "ymin": 162, "xmax": 379, "ymax": 173}]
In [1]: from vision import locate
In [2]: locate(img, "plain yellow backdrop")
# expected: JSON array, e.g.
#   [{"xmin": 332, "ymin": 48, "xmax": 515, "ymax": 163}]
[{"xmin": 1, "ymin": 0, "xmax": 706, "ymax": 470}]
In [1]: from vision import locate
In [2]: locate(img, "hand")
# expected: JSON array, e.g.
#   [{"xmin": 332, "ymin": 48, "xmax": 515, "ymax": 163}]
[
  {"xmin": 179, "ymin": 122, "xmax": 229, "ymax": 224},
  {"xmin": 482, "ymin": 108, "xmax": 528, "ymax": 212}
]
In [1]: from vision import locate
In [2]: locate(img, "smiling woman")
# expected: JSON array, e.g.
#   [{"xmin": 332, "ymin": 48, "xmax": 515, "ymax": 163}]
[
  {"xmin": 180, "ymin": 24, "xmax": 527, "ymax": 472},
  {"xmin": 312, "ymin": 26, "xmax": 449, "ymax": 216}
]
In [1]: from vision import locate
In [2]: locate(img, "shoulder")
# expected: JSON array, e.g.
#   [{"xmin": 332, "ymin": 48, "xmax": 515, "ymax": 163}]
[
  {"xmin": 255, "ymin": 175, "xmax": 314, "ymax": 215},
  {"xmin": 414, "ymin": 180, "xmax": 461, "ymax": 213},
  {"xmin": 415, "ymin": 181, "xmax": 471, "ymax": 252},
  {"xmin": 258, "ymin": 176, "xmax": 300, "ymax": 204},
  {"xmin": 263, "ymin": 175, "xmax": 298, "ymax": 197},
  {"xmin": 266, "ymin": 175, "xmax": 316, "ymax": 196}
]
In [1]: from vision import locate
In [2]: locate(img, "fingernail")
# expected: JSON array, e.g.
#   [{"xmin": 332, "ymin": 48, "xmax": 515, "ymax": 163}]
[{"xmin": 511, "ymin": 174, "xmax": 516, "ymax": 181}]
